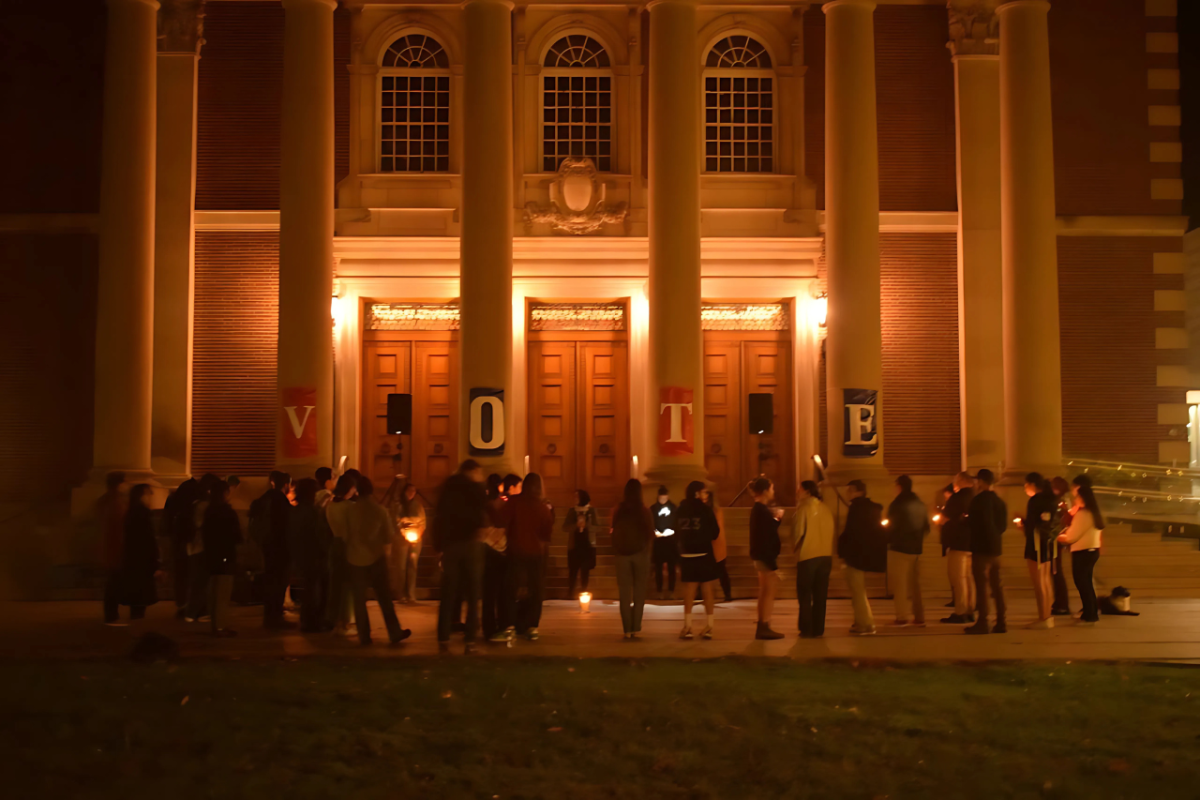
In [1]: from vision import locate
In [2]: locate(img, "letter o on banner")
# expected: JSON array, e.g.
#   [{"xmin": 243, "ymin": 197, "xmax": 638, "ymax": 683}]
[{"xmin": 469, "ymin": 388, "xmax": 506, "ymax": 456}]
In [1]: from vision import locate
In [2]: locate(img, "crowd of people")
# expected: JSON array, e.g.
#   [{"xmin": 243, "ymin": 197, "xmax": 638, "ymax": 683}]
[{"xmin": 95, "ymin": 459, "xmax": 1109, "ymax": 648}]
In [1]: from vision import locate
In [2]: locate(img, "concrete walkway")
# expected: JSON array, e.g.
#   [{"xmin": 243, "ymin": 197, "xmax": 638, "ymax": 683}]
[{"xmin": 2, "ymin": 597, "xmax": 1198, "ymax": 662}]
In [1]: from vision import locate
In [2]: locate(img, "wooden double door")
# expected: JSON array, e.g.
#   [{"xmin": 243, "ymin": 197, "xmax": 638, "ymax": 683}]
[
  {"xmin": 361, "ymin": 333, "xmax": 457, "ymax": 499},
  {"xmin": 703, "ymin": 334, "xmax": 795, "ymax": 506},
  {"xmin": 528, "ymin": 336, "xmax": 630, "ymax": 509}
]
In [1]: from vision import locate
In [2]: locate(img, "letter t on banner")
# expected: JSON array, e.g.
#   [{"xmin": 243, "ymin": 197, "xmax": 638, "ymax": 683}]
[
  {"xmin": 658, "ymin": 387, "xmax": 694, "ymax": 456},
  {"xmin": 281, "ymin": 387, "xmax": 318, "ymax": 458}
]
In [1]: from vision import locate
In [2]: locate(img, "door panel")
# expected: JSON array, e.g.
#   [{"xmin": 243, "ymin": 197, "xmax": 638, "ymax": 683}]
[
  {"xmin": 412, "ymin": 341, "xmax": 458, "ymax": 494},
  {"xmin": 743, "ymin": 341, "xmax": 794, "ymax": 506},
  {"xmin": 703, "ymin": 342, "xmax": 742, "ymax": 505},
  {"xmin": 580, "ymin": 342, "xmax": 629, "ymax": 509},
  {"xmin": 363, "ymin": 342, "xmax": 412, "ymax": 496},
  {"xmin": 529, "ymin": 341, "xmax": 577, "ymax": 505}
]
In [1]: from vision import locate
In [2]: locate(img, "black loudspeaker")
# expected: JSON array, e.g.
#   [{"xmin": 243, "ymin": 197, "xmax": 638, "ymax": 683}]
[
  {"xmin": 748, "ymin": 393, "xmax": 774, "ymax": 435},
  {"xmin": 387, "ymin": 393, "xmax": 413, "ymax": 435}
]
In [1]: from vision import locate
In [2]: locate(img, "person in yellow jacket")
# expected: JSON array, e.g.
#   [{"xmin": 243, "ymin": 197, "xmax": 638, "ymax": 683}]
[{"xmin": 793, "ymin": 480, "xmax": 836, "ymax": 638}]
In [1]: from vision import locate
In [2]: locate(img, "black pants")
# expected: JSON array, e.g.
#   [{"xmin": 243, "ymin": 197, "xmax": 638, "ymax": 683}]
[
  {"xmin": 185, "ymin": 553, "xmax": 209, "ymax": 620},
  {"xmin": 796, "ymin": 556, "xmax": 833, "ymax": 636},
  {"xmin": 653, "ymin": 542, "xmax": 678, "ymax": 593},
  {"xmin": 567, "ymin": 546, "xmax": 593, "ymax": 596},
  {"xmin": 1072, "ymin": 548, "xmax": 1100, "ymax": 622},
  {"xmin": 301, "ymin": 562, "xmax": 329, "ymax": 632},
  {"xmin": 262, "ymin": 549, "xmax": 288, "ymax": 627},
  {"xmin": 1051, "ymin": 544, "xmax": 1072, "ymax": 612},
  {"xmin": 348, "ymin": 557, "xmax": 404, "ymax": 644},
  {"xmin": 438, "ymin": 541, "xmax": 484, "ymax": 642},
  {"xmin": 481, "ymin": 547, "xmax": 507, "ymax": 639},
  {"xmin": 172, "ymin": 544, "xmax": 189, "ymax": 609},
  {"xmin": 971, "ymin": 554, "xmax": 1006, "ymax": 624},
  {"xmin": 504, "ymin": 554, "xmax": 545, "ymax": 633},
  {"xmin": 103, "ymin": 571, "xmax": 145, "ymax": 623},
  {"xmin": 716, "ymin": 559, "xmax": 732, "ymax": 602}
]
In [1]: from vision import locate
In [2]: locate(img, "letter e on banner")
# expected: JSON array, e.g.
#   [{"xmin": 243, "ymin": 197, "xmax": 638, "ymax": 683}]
[
  {"xmin": 469, "ymin": 388, "xmax": 506, "ymax": 456},
  {"xmin": 658, "ymin": 387, "xmax": 694, "ymax": 456},
  {"xmin": 842, "ymin": 388, "xmax": 878, "ymax": 458},
  {"xmin": 281, "ymin": 387, "xmax": 318, "ymax": 458}
]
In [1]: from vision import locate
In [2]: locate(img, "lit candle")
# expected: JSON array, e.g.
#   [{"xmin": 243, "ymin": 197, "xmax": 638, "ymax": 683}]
[
  {"xmin": 403, "ymin": 527, "xmax": 419, "ymax": 543},
  {"xmin": 932, "ymin": 514, "xmax": 941, "ymax": 524},
  {"xmin": 881, "ymin": 519, "xmax": 890, "ymax": 527},
  {"xmin": 579, "ymin": 591, "xmax": 592, "ymax": 613}
]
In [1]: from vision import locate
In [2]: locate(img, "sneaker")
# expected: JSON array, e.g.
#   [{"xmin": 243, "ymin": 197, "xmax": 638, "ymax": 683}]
[
  {"xmin": 700, "ymin": 627, "xmax": 713, "ymax": 640},
  {"xmin": 964, "ymin": 622, "xmax": 990, "ymax": 635},
  {"xmin": 850, "ymin": 626, "xmax": 877, "ymax": 636},
  {"xmin": 1051, "ymin": 607, "xmax": 1072, "ymax": 616},
  {"xmin": 991, "ymin": 620, "xmax": 1008, "ymax": 634},
  {"xmin": 755, "ymin": 623, "xmax": 784, "ymax": 640},
  {"xmin": 527, "ymin": 628, "xmax": 540, "ymax": 641},
  {"xmin": 104, "ymin": 620, "xmax": 129, "ymax": 627},
  {"xmin": 489, "ymin": 628, "xmax": 514, "ymax": 643},
  {"xmin": 389, "ymin": 629, "xmax": 413, "ymax": 645},
  {"xmin": 679, "ymin": 626, "xmax": 694, "ymax": 640},
  {"xmin": 941, "ymin": 614, "xmax": 968, "ymax": 624},
  {"xmin": 1027, "ymin": 618, "xmax": 1054, "ymax": 630},
  {"xmin": 1076, "ymin": 619, "xmax": 1097, "ymax": 627},
  {"xmin": 888, "ymin": 620, "xmax": 910, "ymax": 628}
]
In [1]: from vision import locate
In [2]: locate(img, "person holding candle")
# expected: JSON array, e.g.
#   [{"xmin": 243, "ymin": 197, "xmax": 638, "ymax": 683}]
[
  {"xmin": 1049, "ymin": 476, "xmax": 1074, "ymax": 616},
  {"xmin": 611, "ymin": 479, "xmax": 655, "ymax": 638},
  {"xmin": 885, "ymin": 475, "xmax": 931, "ymax": 628},
  {"xmin": 1058, "ymin": 474, "xmax": 1104, "ymax": 626},
  {"xmin": 650, "ymin": 486, "xmax": 679, "ymax": 600},
  {"xmin": 1022, "ymin": 472, "xmax": 1058, "ymax": 629},
  {"xmin": 564, "ymin": 489, "xmax": 598, "ymax": 598},
  {"xmin": 677, "ymin": 481, "xmax": 721, "ymax": 640},
  {"xmin": 939, "ymin": 472, "xmax": 976, "ymax": 624},
  {"xmin": 964, "ymin": 469, "xmax": 1009, "ymax": 635},
  {"xmin": 749, "ymin": 477, "xmax": 785, "ymax": 640},
  {"xmin": 388, "ymin": 480, "xmax": 426, "ymax": 605},
  {"xmin": 837, "ymin": 480, "xmax": 886, "ymax": 635},
  {"xmin": 498, "ymin": 473, "xmax": 555, "ymax": 641},
  {"xmin": 793, "ymin": 480, "xmax": 835, "ymax": 638}
]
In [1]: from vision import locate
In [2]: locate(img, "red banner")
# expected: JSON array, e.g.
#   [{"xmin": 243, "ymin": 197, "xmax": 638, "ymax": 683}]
[
  {"xmin": 281, "ymin": 387, "xmax": 318, "ymax": 458},
  {"xmin": 657, "ymin": 387, "xmax": 694, "ymax": 456}
]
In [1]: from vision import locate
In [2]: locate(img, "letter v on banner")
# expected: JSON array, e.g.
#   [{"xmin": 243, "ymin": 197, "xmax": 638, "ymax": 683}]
[
  {"xmin": 281, "ymin": 386, "xmax": 318, "ymax": 458},
  {"xmin": 658, "ymin": 387, "xmax": 694, "ymax": 456}
]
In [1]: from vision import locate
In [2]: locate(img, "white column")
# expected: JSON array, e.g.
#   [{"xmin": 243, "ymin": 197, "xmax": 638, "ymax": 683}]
[
  {"xmin": 999, "ymin": 0, "xmax": 1061, "ymax": 478},
  {"xmin": 823, "ymin": 0, "xmax": 886, "ymax": 482},
  {"xmin": 644, "ymin": 0, "xmax": 706, "ymax": 495},
  {"xmin": 277, "ymin": 0, "xmax": 336, "ymax": 477},
  {"xmin": 949, "ymin": 6, "xmax": 1005, "ymax": 474},
  {"xmin": 152, "ymin": 0, "xmax": 204, "ymax": 482},
  {"xmin": 92, "ymin": 0, "xmax": 160, "ymax": 482},
  {"xmin": 459, "ymin": 0, "xmax": 515, "ymax": 473}
]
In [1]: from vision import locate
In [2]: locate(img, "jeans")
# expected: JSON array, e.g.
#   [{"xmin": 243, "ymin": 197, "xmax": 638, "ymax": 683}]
[
  {"xmin": 1052, "ymin": 544, "xmax": 1072, "ymax": 612},
  {"xmin": 348, "ymin": 557, "xmax": 404, "ymax": 644},
  {"xmin": 947, "ymin": 549, "xmax": 975, "ymax": 616},
  {"xmin": 716, "ymin": 559, "xmax": 732, "ymax": 602},
  {"xmin": 325, "ymin": 539, "xmax": 353, "ymax": 628},
  {"xmin": 1072, "ymin": 548, "xmax": 1100, "ymax": 622},
  {"xmin": 207, "ymin": 573, "xmax": 233, "ymax": 632},
  {"xmin": 888, "ymin": 551, "xmax": 924, "ymax": 623},
  {"xmin": 796, "ymin": 556, "xmax": 833, "ymax": 636},
  {"xmin": 615, "ymin": 550, "xmax": 651, "ymax": 633},
  {"xmin": 438, "ymin": 541, "xmax": 484, "ymax": 642},
  {"xmin": 971, "ymin": 553, "xmax": 1006, "ymax": 624},
  {"xmin": 185, "ymin": 553, "xmax": 209, "ymax": 620},
  {"xmin": 504, "ymin": 553, "xmax": 545, "ymax": 633},
  {"xmin": 481, "ymin": 547, "xmax": 507, "ymax": 639},
  {"xmin": 844, "ymin": 566, "xmax": 876, "ymax": 632},
  {"xmin": 393, "ymin": 536, "xmax": 422, "ymax": 602}
]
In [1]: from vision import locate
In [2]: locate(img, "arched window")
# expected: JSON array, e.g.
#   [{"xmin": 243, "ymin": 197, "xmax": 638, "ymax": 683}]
[
  {"xmin": 704, "ymin": 35, "xmax": 773, "ymax": 173},
  {"xmin": 542, "ymin": 35, "xmax": 612, "ymax": 173},
  {"xmin": 379, "ymin": 34, "xmax": 450, "ymax": 173}
]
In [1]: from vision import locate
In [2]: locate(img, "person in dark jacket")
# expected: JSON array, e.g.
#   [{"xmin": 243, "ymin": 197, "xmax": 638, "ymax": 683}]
[
  {"xmin": 251, "ymin": 470, "xmax": 292, "ymax": 629},
  {"xmin": 564, "ymin": 489, "xmax": 598, "ymax": 597},
  {"xmin": 837, "ymin": 480, "xmax": 885, "ymax": 635},
  {"xmin": 1049, "ymin": 476, "xmax": 1074, "ymax": 616},
  {"xmin": 498, "ymin": 473, "xmax": 555, "ymax": 642},
  {"xmin": 202, "ymin": 479, "xmax": 242, "ymax": 637},
  {"xmin": 677, "ymin": 481, "xmax": 721, "ymax": 640},
  {"xmin": 748, "ymin": 477, "xmax": 785, "ymax": 640},
  {"xmin": 162, "ymin": 477, "xmax": 198, "ymax": 619},
  {"xmin": 939, "ymin": 472, "xmax": 976, "ymax": 624},
  {"xmin": 433, "ymin": 460, "xmax": 490, "ymax": 650},
  {"xmin": 106, "ymin": 483, "xmax": 161, "ymax": 625},
  {"xmin": 1023, "ymin": 472, "xmax": 1058, "ymax": 629},
  {"xmin": 965, "ymin": 469, "xmax": 1009, "ymax": 635},
  {"xmin": 610, "ymin": 479, "xmax": 655, "ymax": 638},
  {"xmin": 649, "ymin": 486, "xmax": 680, "ymax": 600},
  {"xmin": 289, "ymin": 478, "xmax": 329, "ymax": 633},
  {"xmin": 885, "ymin": 475, "xmax": 930, "ymax": 627},
  {"xmin": 480, "ymin": 473, "xmax": 507, "ymax": 640}
]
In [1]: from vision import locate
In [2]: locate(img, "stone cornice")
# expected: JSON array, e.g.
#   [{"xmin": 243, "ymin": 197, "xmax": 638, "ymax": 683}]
[
  {"xmin": 158, "ymin": 0, "xmax": 205, "ymax": 55},
  {"xmin": 947, "ymin": 1, "xmax": 999, "ymax": 57}
]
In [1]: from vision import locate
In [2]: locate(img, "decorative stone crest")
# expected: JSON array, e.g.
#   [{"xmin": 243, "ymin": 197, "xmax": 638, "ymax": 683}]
[
  {"xmin": 158, "ymin": 0, "xmax": 205, "ymax": 55},
  {"xmin": 523, "ymin": 158, "xmax": 628, "ymax": 235},
  {"xmin": 947, "ymin": 1, "xmax": 999, "ymax": 57}
]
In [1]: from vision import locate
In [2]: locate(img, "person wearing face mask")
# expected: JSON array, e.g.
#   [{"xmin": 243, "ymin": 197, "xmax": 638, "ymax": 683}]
[{"xmin": 649, "ymin": 486, "xmax": 679, "ymax": 601}]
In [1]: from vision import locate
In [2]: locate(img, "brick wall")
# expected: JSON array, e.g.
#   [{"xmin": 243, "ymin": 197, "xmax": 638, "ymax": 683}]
[
  {"xmin": 192, "ymin": 232, "xmax": 279, "ymax": 476},
  {"xmin": 880, "ymin": 233, "xmax": 961, "ymax": 476},
  {"xmin": 0, "ymin": 234, "xmax": 98, "ymax": 500},
  {"xmin": 1058, "ymin": 237, "xmax": 1183, "ymax": 464},
  {"xmin": 0, "ymin": 1, "xmax": 105, "ymax": 214}
]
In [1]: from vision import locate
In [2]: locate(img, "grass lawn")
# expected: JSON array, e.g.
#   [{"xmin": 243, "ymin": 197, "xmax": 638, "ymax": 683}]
[{"xmin": 2, "ymin": 657, "xmax": 1199, "ymax": 799}]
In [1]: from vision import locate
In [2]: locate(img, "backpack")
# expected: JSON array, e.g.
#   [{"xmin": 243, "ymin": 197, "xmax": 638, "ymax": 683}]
[{"xmin": 611, "ymin": 507, "xmax": 648, "ymax": 556}]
